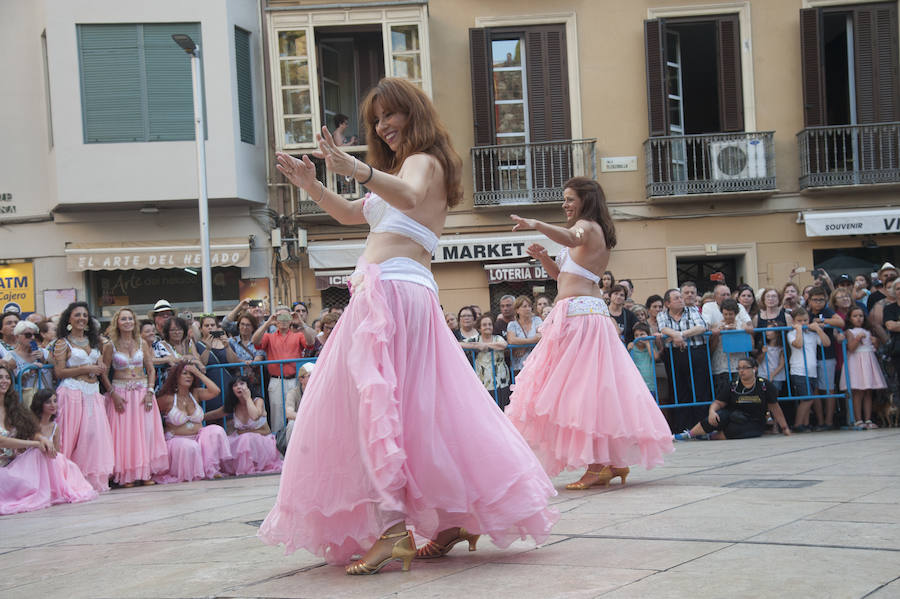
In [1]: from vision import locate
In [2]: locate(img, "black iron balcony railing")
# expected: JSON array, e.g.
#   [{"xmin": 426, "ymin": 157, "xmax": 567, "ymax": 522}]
[
  {"xmin": 798, "ymin": 122, "xmax": 900, "ymax": 189},
  {"xmin": 294, "ymin": 148, "xmax": 367, "ymax": 216},
  {"xmin": 644, "ymin": 131, "xmax": 776, "ymax": 197},
  {"xmin": 471, "ymin": 139, "xmax": 597, "ymax": 206}
]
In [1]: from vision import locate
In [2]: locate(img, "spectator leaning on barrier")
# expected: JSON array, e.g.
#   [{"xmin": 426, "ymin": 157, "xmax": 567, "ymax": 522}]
[
  {"xmin": 881, "ymin": 278, "xmax": 900, "ymax": 384},
  {"xmin": 708, "ymin": 299, "xmax": 746, "ymax": 391},
  {"xmin": 460, "ymin": 313, "xmax": 511, "ymax": 410},
  {"xmin": 788, "ymin": 306, "xmax": 831, "ymax": 432},
  {"xmin": 805, "ymin": 286, "xmax": 845, "ymax": 429},
  {"xmin": 251, "ymin": 307, "xmax": 315, "ymax": 435},
  {"xmin": 782, "ymin": 282, "xmax": 801, "ymax": 315},
  {"xmin": 506, "ymin": 296, "xmax": 542, "ymax": 375},
  {"xmin": 657, "ymin": 288, "xmax": 711, "ymax": 431},
  {"xmin": 494, "ymin": 295, "xmax": 515, "ymax": 337},
  {"xmin": 680, "ymin": 281, "xmax": 699, "ymax": 309}
]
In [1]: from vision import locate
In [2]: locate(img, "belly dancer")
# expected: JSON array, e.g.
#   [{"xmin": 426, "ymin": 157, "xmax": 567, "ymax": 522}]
[
  {"xmin": 506, "ymin": 177, "xmax": 673, "ymax": 490},
  {"xmin": 258, "ymin": 78, "xmax": 557, "ymax": 575}
]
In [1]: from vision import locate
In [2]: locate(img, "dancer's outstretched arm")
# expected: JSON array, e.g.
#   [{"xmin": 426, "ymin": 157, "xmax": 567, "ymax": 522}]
[{"xmin": 510, "ymin": 215, "xmax": 597, "ymax": 248}]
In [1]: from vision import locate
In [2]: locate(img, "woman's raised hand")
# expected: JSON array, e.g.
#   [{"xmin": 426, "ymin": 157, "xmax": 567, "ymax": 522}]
[
  {"xmin": 526, "ymin": 243, "xmax": 548, "ymax": 260},
  {"xmin": 313, "ymin": 126, "xmax": 357, "ymax": 177},
  {"xmin": 511, "ymin": 214, "xmax": 538, "ymax": 232},
  {"xmin": 275, "ymin": 152, "xmax": 319, "ymax": 191}
]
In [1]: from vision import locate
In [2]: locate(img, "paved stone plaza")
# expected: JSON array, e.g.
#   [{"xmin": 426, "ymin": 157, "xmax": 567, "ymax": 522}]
[{"xmin": 2, "ymin": 429, "xmax": 899, "ymax": 599}]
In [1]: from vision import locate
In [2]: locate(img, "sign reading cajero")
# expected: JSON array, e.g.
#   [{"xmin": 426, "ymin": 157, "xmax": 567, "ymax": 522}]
[
  {"xmin": 65, "ymin": 239, "xmax": 251, "ymax": 272},
  {"xmin": 0, "ymin": 192, "xmax": 15, "ymax": 215},
  {"xmin": 0, "ymin": 262, "xmax": 35, "ymax": 312}
]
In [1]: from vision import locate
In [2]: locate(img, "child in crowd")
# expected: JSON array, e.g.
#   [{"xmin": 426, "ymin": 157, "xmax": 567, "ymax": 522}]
[
  {"xmin": 837, "ymin": 306, "xmax": 886, "ymax": 429},
  {"xmin": 710, "ymin": 299, "xmax": 743, "ymax": 391},
  {"xmin": 628, "ymin": 322, "xmax": 659, "ymax": 396},
  {"xmin": 759, "ymin": 322, "xmax": 786, "ymax": 395},
  {"xmin": 788, "ymin": 307, "xmax": 830, "ymax": 432}
]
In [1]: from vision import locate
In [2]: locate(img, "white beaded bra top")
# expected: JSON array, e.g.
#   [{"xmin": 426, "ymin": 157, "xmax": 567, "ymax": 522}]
[
  {"xmin": 362, "ymin": 193, "xmax": 439, "ymax": 253},
  {"xmin": 555, "ymin": 248, "xmax": 601, "ymax": 284}
]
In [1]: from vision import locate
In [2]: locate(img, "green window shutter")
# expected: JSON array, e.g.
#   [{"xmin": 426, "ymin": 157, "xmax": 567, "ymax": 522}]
[
  {"xmin": 235, "ymin": 27, "xmax": 255, "ymax": 144},
  {"xmin": 78, "ymin": 25, "xmax": 146, "ymax": 143},
  {"xmin": 143, "ymin": 23, "xmax": 200, "ymax": 141}
]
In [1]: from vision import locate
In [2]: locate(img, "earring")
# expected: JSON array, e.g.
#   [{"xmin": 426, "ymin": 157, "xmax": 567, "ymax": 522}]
[{"xmin": 66, "ymin": 324, "xmax": 73, "ymax": 331}]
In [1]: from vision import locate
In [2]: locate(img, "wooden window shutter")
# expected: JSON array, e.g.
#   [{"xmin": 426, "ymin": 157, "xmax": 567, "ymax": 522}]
[
  {"xmin": 644, "ymin": 19, "xmax": 668, "ymax": 137},
  {"xmin": 468, "ymin": 28, "xmax": 494, "ymax": 146},
  {"xmin": 716, "ymin": 14, "xmax": 744, "ymax": 132},
  {"xmin": 853, "ymin": 2, "xmax": 900, "ymax": 124},
  {"xmin": 524, "ymin": 25, "xmax": 570, "ymax": 143},
  {"xmin": 799, "ymin": 8, "xmax": 826, "ymax": 127},
  {"xmin": 143, "ymin": 23, "xmax": 201, "ymax": 142},
  {"xmin": 235, "ymin": 27, "xmax": 255, "ymax": 144}
]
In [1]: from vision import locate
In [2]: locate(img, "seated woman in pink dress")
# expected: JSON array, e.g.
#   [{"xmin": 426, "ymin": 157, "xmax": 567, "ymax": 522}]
[
  {"xmin": 153, "ymin": 362, "xmax": 232, "ymax": 483},
  {"xmin": 0, "ymin": 369, "xmax": 96, "ymax": 515},
  {"xmin": 223, "ymin": 376, "xmax": 282, "ymax": 475},
  {"xmin": 101, "ymin": 308, "xmax": 168, "ymax": 487},
  {"xmin": 259, "ymin": 78, "xmax": 557, "ymax": 575},
  {"xmin": 52, "ymin": 302, "xmax": 114, "ymax": 493},
  {"xmin": 507, "ymin": 177, "xmax": 674, "ymax": 490}
]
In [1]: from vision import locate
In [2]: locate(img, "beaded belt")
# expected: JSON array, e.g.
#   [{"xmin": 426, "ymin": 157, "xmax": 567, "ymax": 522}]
[{"xmin": 566, "ymin": 296, "xmax": 611, "ymax": 317}]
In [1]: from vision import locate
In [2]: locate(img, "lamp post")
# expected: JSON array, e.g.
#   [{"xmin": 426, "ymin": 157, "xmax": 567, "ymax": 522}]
[{"xmin": 172, "ymin": 33, "xmax": 212, "ymax": 314}]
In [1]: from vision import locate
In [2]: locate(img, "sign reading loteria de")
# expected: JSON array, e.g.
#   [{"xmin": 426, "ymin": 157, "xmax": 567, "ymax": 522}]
[{"xmin": 0, "ymin": 262, "xmax": 35, "ymax": 313}]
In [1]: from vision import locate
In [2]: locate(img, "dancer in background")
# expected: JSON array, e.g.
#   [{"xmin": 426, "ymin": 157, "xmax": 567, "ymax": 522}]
[
  {"xmin": 507, "ymin": 177, "xmax": 673, "ymax": 490},
  {"xmin": 259, "ymin": 78, "xmax": 557, "ymax": 575}
]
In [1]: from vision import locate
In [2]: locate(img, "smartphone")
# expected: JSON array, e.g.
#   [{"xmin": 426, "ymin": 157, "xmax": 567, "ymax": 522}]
[
  {"xmin": 210, "ymin": 330, "xmax": 225, "ymax": 338},
  {"xmin": 248, "ymin": 299, "xmax": 262, "ymax": 308},
  {"xmin": 30, "ymin": 340, "xmax": 39, "ymax": 352}
]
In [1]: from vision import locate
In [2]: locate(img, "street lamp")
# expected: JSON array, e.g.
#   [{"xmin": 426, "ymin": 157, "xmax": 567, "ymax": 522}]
[{"xmin": 172, "ymin": 33, "xmax": 213, "ymax": 314}]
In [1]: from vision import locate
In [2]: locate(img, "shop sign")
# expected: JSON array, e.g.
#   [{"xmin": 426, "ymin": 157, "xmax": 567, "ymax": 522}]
[
  {"xmin": 436, "ymin": 240, "xmax": 529, "ymax": 263},
  {"xmin": 0, "ymin": 192, "xmax": 15, "ymax": 215},
  {"xmin": 804, "ymin": 208, "xmax": 900, "ymax": 237},
  {"xmin": 0, "ymin": 262, "xmax": 35, "ymax": 312},
  {"xmin": 315, "ymin": 273, "xmax": 351, "ymax": 290},
  {"xmin": 65, "ymin": 239, "xmax": 251, "ymax": 272},
  {"xmin": 485, "ymin": 263, "xmax": 549, "ymax": 283}
]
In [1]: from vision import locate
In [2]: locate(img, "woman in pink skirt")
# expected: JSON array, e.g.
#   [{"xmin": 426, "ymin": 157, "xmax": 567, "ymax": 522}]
[
  {"xmin": 52, "ymin": 302, "xmax": 114, "ymax": 492},
  {"xmin": 223, "ymin": 376, "xmax": 282, "ymax": 475},
  {"xmin": 153, "ymin": 362, "xmax": 232, "ymax": 483},
  {"xmin": 259, "ymin": 78, "xmax": 557, "ymax": 575},
  {"xmin": 507, "ymin": 177, "xmax": 673, "ymax": 490},
  {"xmin": 101, "ymin": 308, "xmax": 168, "ymax": 487},
  {"xmin": 0, "ymin": 370, "xmax": 96, "ymax": 514}
]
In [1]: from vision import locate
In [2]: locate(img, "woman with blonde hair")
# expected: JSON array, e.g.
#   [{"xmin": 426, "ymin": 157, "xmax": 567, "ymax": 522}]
[
  {"xmin": 260, "ymin": 78, "xmax": 556, "ymax": 575},
  {"xmin": 101, "ymin": 308, "xmax": 168, "ymax": 487}
]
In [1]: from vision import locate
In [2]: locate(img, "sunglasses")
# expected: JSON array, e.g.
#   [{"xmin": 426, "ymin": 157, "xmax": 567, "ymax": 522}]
[{"xmin": 21, "ymin": 332, "xmax": 35, "ymax": 338}]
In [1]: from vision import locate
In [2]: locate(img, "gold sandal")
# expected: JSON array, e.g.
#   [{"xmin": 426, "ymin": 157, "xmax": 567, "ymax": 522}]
[
  {"xmin": 346, "ymin": 530, "xmax": 416, "ymax": 575},
  {"xmin": 415, "ymin": 527, "xmax": 480, "ymax": 559},
  {"xmin": 565, "ymin": 467, "xmax": 613, "ymax": 490},
  {"xmin": 610, "ymin": 467, "xmax": 629, "ymax": 485}
]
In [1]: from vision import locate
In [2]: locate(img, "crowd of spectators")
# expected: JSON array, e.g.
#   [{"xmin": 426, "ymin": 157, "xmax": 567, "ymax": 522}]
[{"xmin": 444, "ymin": 261, "xmax": 900, "ymax": 436}]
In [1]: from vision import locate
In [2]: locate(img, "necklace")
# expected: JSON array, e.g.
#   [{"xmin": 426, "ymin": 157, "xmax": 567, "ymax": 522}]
[{"xmin": 70, "ymin": 336, "xmax": 89, "ymax": 346}]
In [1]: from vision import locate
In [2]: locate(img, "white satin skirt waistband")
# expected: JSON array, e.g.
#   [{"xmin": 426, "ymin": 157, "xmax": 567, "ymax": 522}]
[{"xmin": 371, "ymin": 257, "xmax": 439, "ymax": 295}]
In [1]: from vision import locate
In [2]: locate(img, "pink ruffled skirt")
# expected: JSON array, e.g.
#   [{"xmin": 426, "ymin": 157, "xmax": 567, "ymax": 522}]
[
  {"xmin": 106, "ymin": 383, "xmax": 169, "ymax": 484},
  {"xmin": 0, "ymin": 448, "xmax": 97, "ymax": 515},
  {"xmin": 508, "ymin": 297, "xmax": 674, "ymax": 476},
  {"xmin": 225, "ymin": 432, "xmax": 282, "ymax": 475},
  {"xmin": 840, "ymin": 350, "xmax": 887, "ymax": 390},
  {"xmin": 258, "ymin": 258, "xmax": 558, "ymax": 564},
  {"xmin": 57, "ymin": 381, "xmax": 114, "ymax": 492},
  {"xmin": 153, "ymin": 425, "xmax": 232, "ymax": 484}
]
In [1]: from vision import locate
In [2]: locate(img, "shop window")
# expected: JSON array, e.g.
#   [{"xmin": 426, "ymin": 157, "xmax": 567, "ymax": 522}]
[
  {"xmin": 271, "ymin": 9, "xmax": 429, "ymax": 150},
  {"xmin": 320, "ymin": 286, "xmax": 350, "ymax": 311}
]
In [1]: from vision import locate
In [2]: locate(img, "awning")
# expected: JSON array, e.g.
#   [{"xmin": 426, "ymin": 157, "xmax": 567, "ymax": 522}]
[
  {"xmin": 314, "ymin": 269, "xmax": 353, "ymax": 290},
  {"xmin": 308, "ymin": 231, "xmax": 563, "ymax": 269},
  {"xmin": 65, "ymin": 238, "xmax": 251, "ymax": 272},
  {"xmin": 484, "ymin": 262, "xmax": 551, "ymax": 283},
  {"xmin": 804, "ymin": 208, "xmax": 900, "ymax": 237}
]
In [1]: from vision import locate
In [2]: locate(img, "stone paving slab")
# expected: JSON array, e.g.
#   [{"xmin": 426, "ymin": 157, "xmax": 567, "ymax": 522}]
[{"xmin": 1, "ymin": 429, "xmax": 898, "ymax": 598}]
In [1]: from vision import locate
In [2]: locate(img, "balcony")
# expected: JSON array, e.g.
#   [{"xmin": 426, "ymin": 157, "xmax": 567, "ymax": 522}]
[
  {"xmin": 644, "ymin": 131, "xmax": 776, "ymax": 198},
  {"xmin": 798, "ymin": 122, "xmax": 900, "ymax": 189},
  {"xmin": 293, "ymin": 149, "xmax": 367, "ymax": 217},
  {"xmin": 471, "ymin": 139, "xmax": 597, "ymax": 207}
]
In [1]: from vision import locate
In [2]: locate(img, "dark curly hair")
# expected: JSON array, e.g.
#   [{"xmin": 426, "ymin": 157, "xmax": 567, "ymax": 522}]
[
  {"xmin": 157, "ymin": 361, "xmax": 202, "ymax": 398},
  {"xmin": 224, "ymin": 375, "xmax": 253, "ymax": 414},
  {"xmin": 30, "ymin": 388, "xmax": 57, "ymax": 421},
  {"xmin": 58, "ymin": 302, "xmax": 101, "ymax": 349},
  {"xmin": 1, "ymin": 366, "xmax": 39, "ymax": 441}
]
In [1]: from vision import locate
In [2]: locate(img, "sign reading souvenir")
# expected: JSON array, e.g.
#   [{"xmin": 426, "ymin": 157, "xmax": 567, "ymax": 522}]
[
  {"xmin": 484, "ymin": 263, "xmax": 550, "ymax": 283},
  {"xmin": 804, "ymin": 208, "xmax": 900, "ymax": 237},
  {"xmin": 0, "ymin": 262, "xmax": 35, "ymax": 313}
]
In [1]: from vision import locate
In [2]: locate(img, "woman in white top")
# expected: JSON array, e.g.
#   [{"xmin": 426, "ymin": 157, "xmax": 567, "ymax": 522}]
[
  {"xmin": 506, "ymin": 177, "xmax": 673, "ymax": 491},
  {"xmin": 505, "ymin": 296, "xmax": 542, "ymax": 374},
  {"xmin": 52, "ymin": 302, "xmax": 114, "ymax": 492},
  {"xmin": 259, "ymin": 78, "xmax": 556, "ymax": 575}
]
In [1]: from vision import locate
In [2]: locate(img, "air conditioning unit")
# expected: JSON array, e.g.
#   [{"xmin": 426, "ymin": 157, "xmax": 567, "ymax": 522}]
[{"xmin": 709, "ymin": 138, "xmax": 766, "ymax": 180}]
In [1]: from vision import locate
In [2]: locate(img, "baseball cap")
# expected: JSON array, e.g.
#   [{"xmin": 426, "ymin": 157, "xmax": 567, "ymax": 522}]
[
  {"xmin": 836, "ymin": 274, "xmax": 852, "ymax": 285},
  {"xmin": 153, "ymin": 299, "xmax": 174, "ymax": 313}
]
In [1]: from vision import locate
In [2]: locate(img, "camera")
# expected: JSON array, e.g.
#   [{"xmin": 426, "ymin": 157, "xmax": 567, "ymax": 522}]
[
  {"xmin": 248, "ymin": 299, "xmax": 262, "ymax": 308},
  {"xmin": 210, "ymin": 330, "xmax": 225, "ymax": 338}
]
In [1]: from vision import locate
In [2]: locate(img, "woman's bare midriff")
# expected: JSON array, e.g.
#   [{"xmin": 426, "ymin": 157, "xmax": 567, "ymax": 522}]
[
  {"xmin": 556, "ymin": 273, "xmax": 604, "ymax": 301},
  {"xmin": 362, "ymin": 232, "xmax": 436, "ymax": 268}
]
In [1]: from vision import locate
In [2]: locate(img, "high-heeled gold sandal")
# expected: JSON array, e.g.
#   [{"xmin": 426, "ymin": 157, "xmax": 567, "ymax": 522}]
[
  {"xmin": 565, "ymin": 466, "xmax": 613, "ymax": 490},
  {"xmin": 345, "ymin": 530, "xmax": 416, "ymax": 575},
  {"xmin": 610, "ymin": 466, "xmax": 629, "ymax": 485},
  {"xmin": 415, "ymin": 527, "xmax": 480, "ymax": 559}
]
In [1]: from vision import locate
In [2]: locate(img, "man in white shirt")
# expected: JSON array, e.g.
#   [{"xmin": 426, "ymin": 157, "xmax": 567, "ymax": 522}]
[{"xmin": 702, "ymin": 283, "xmax": 751, "ymax": 329}]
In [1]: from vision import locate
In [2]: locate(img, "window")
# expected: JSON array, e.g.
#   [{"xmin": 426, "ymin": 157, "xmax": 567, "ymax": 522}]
[
  {"xmin": 77, "ymin": 23, "xmax": 203, "ymax": 143},
  {"xmin": 235, "ymin": 27, "xmax": 254, "ymax": 144},
  {"xmin": 269, "ymin": 7, "xmax": 431, "ymax": 150}
]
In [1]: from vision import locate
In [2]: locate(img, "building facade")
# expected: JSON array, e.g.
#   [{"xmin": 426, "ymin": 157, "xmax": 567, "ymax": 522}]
[
  {"xmin": 259, "ymin": 0, "xmax": 900, "ymax": 316},
  {"xmin": 1, "ymin": 0, "xmax": 272, "ymax": 319}
]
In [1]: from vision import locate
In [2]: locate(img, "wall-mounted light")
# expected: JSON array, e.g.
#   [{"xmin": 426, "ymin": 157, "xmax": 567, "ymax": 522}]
[
  {"xmin": 139, "ymin": 205, "xmax": 159, "ymax": 214},
  {"xmin": 184, "ymin": 268, "xmax": 198, "ymax": 275}
]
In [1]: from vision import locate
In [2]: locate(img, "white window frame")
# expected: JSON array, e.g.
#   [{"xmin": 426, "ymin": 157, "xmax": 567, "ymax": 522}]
[
  {"xmin": 268, "ymin": 5, "xmax": 432, "ymax": 151},
  {"xmin": 647, "ymin": 2, "xmax": 757, "ymax": 132}
]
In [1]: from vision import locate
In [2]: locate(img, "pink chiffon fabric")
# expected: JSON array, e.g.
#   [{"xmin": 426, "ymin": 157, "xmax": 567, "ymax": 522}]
[
  {"xmin": 508, "ymin": 297, "xmax": 674, "ymax": 476},
  {"xmin": 106, "ymin": 384, "xmax": 169, "ymax": 484},
  {"xmin": 258, "ymin": 259, "xmax": 558, "ymax": 564},
  {"xmin": 153, "ymin": 425, "xmax": 232, "ymax": 484},
  {"xmin": 0, "ymin": 448, "xmax": 98, "ymax": 515},
  {"xmin": 57, "ymin": 383, "xmax": 114, "ymax": 492},
  {"xmin": 225, "ymin": 432, "xmax": 282, "ymax": 475}
]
